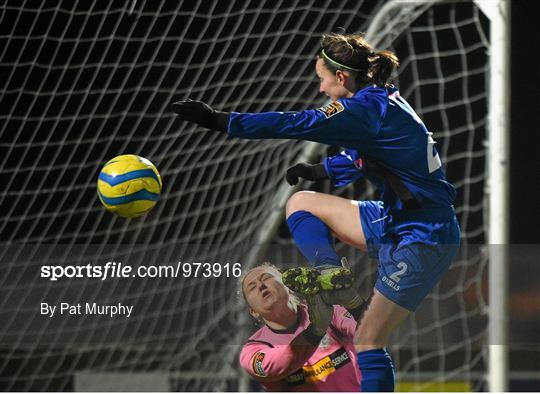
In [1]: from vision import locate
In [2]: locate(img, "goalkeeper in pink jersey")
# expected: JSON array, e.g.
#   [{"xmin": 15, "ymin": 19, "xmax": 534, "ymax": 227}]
[{"xmin": 239, "ymin": 263, "xmax": 369, "ymax": 391}]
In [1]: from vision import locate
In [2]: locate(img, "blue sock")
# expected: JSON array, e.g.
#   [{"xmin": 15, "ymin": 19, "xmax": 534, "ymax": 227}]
[
  {"xmin": 286, "ymin": 210, "xmax": 341, "ymax": 268},
  {"xmin": 357, "ymin": 348, "xmax": 395, "ymax": 392}
]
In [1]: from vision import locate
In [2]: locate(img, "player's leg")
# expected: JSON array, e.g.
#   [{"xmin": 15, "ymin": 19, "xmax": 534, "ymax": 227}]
[
  {"xmin": 355, "ymin": 219, "xmax": 461, "ymax": 392},
  {"xmin": 284, "ymin": 191, "xmax": 384, "ymax": 292},
  {"xmin": 284, "ymin": 191, "xmax": 369, "ymax": 292},
  {"xmin": 355, "ymin": 289, "xmax": 410, "ymax": 351},
  {"xmin": 354, "ymin": 289, "xmax": 409, "ymax": 392},
  {"xmin": 284, "ymin": 190, "xmax": 402, "ymax": 391},
  {"xmin": 285, "ymin": 190, "xmax": 368, "ymax": 256},
  {"xmin": 353, "ymin": 239, "xmax": 429, "ymax": 392}
]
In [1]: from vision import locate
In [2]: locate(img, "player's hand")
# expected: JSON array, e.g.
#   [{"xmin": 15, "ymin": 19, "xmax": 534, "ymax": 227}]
[
  {"xmin": 326, "ymin": 145, "xmax": 342, "ymax": 156},
  {"xmin": 321, "ymin": 286, "xmax": 364, "ymax": 310},
  {"xmin": 171, "ymin": 99, "xmax": 229, "ymax": 132},
  {"xmin": 285, "ymin": 163, "xmax": 328, "ymax": 185},
  {"xmin": 305, "ymin": 294, "xmax": 333, "ymax": 336}
]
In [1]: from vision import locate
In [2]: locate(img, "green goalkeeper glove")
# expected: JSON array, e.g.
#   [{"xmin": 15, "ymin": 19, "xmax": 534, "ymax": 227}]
[
  {"xmin": 320, "ymin": 257, "xmax": 367, "ymax": 320},
  {"xmin": 171, "ymin": 99, "xmax": 229, "ymax": 132},
  {"xmin": 320, "ymin": 286, "xmax": 364, "ymax": 310},
  {"xmin": 305, "ymin": 294, "xmax": 334, "ymax": 336}
]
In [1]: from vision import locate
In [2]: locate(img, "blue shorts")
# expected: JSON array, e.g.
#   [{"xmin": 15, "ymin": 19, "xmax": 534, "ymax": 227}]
[{"xmin": 359, "ymin": 201, "xmax": 461, "ymax": 311}]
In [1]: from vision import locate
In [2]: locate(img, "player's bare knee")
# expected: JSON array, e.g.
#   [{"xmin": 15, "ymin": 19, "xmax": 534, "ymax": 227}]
[{"xmin": 285, "ymin": 191, "xmax": 316, "ymax": 218}]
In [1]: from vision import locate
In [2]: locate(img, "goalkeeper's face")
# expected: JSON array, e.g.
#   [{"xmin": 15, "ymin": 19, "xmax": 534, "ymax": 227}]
[
  {"xmin": 316, "ymin": 58, "xmax": 355, "ymax": 101},
  {"xmin": 243, "ymin": 266, "xmax": 292, "ymax": 317}
]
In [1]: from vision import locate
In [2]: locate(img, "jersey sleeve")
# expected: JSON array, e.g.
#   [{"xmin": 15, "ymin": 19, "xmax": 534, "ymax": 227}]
[
  {"xmin": 227, "ymin": 95, "xmax": 385, "ymax": 147},
  {"xmin": 239, "ymin": 334, "xmax": 321, "ymax": 382},
  {"xmin": 331, "ymin": 305, "xmax": 358, "ymax": 340},
  {"xmin": 323, "ymin": 148, "xmax": 364, "ymax": 187}
]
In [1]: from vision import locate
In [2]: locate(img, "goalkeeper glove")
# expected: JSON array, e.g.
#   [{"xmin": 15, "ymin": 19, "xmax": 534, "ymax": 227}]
[
  {"xmin": 305, "ymin": 294, "xmax": 333, "ymax": 336},
  {"xmin": 285, "ymin": 163, "xmax": 328, "ymax": 186},
  {"xmin": 171, "ymin": 99, "xmax": 229, "ymax": 132},
  {"xmin": 321, "ymin": 286, "xmax": 364, "ymax": 311},
  {"xmin": 319, "ymin": 257, "xmax": 367, "ymax": 320}
]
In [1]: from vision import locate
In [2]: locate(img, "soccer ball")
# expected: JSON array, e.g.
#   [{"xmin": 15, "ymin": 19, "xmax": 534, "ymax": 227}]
[{"xmin": 97, "ymin": 154, "xmax": 162, "ymax": 218}]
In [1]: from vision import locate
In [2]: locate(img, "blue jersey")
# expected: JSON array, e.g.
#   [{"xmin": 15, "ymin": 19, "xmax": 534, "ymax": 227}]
[{"xmin": 228, "ymin": 85, "xmax": 456, "ymax": 214}]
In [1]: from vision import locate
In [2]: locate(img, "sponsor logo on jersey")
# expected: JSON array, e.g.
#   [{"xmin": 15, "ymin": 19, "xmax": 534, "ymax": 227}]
[
  {"xmin": 284, "ymin": 348, "xmax": 351, "ymax": 386},
  {"xmin": 285, "ymin": 370, "xmax": 305, "ymax": 385},
  {"xmin": 252, "ymin": 351, "xmax": 266, "ymax": 377},
  {"xmin": 318, "ymin": 101, "xmax": 344, "ymax": 118}
]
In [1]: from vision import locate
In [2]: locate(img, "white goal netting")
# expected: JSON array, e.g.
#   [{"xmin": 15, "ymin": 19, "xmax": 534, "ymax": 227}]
[{"xmin": 0, "ymin": 0, "xmax": 491, "ymax": 391}]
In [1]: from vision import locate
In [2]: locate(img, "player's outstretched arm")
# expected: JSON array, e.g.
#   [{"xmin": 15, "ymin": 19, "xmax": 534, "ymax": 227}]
[
  {"xmin": 171, "ymin": 99, "xmax": 229, "ymax": 132},
  {"xmin": 172, "ymin": 99, "xmax": 373, "ymax": 150}
]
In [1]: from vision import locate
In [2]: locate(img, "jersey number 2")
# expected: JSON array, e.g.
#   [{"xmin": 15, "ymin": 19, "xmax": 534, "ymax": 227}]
[{"xmin": 389, "ymin": 262, "xmax": 408, "ymax": 283}]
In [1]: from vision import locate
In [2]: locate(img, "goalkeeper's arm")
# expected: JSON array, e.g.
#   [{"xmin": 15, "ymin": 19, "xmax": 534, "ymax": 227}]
[{"xmin": 321, "ymin": 287, "xmax": 368, "ymax": 322}]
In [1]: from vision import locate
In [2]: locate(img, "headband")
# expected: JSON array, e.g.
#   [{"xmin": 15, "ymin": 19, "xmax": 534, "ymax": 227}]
[{"xmin": 320, "ymin": 49, "xmax": 362, "ymax": 72}]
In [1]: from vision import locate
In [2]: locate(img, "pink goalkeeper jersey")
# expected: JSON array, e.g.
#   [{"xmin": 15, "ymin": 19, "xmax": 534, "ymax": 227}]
[{"xmin": 239, "ymin": 304, "xmax": 361, "ymax": 392}]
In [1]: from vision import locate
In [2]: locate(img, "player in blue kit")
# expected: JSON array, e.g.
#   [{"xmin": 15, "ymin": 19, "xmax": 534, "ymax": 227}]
[{"xmin": 172, "ymin": 32, "xmax": 460, "ymax": 391}]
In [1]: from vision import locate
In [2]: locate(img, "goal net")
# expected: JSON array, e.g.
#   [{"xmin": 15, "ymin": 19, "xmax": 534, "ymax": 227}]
[{"xmin": 0, "ymin": 0, "xmax": 493, "ymax": 391}]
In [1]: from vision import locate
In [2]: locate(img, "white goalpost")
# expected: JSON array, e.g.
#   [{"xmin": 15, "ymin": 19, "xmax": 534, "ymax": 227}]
[{"xmin": 476, "ymin": 0, "xmax": 510, "ymax": 391}]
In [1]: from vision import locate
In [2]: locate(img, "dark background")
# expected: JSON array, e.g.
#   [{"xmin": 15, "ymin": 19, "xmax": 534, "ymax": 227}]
[
  {"xmin": 509, "ymin": 2, "xmax": 540, "ymax": 389},
  {"xmin": 511, "ymin": 0, "xmax": 540, "ymax": 244}
]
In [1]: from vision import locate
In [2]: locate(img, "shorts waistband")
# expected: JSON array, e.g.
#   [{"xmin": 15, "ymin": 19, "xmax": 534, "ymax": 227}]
[{"xmin": 390, "ymin": 206, "xmax": 456, "ymax": 222}]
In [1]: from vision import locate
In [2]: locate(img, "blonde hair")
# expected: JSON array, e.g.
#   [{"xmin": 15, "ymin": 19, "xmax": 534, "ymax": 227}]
[
  {"xmin": 238, "ymin": 262, "xmax": 300, "ymax": 309},
  {"xmin": 319, "ymin": 32, "xmax": 399, "ymax": 88}
]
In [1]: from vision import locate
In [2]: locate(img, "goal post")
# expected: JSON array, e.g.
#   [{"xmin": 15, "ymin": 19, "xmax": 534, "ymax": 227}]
[{"xmin": 476, "ymin": 0, "xmax": 511, "ymax": 391}]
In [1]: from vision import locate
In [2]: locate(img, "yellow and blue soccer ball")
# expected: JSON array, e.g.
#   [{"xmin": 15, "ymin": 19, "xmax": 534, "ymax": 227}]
[{"xmin": 97, "ymin": 154, "xmax": 162, "ymax": 218}]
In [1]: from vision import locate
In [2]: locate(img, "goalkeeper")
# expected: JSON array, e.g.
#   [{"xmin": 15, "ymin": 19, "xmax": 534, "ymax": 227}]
[
  {"xmin": 239, "ymin": 263, "xmax": 366, "ymax": 391},
  {"xmin": 172, "ymin": 32, "xmax": 460, "ymax": 391}
]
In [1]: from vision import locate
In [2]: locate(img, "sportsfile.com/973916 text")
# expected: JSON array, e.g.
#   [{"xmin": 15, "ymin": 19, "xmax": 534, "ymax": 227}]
[{"xmin": 40, "ymin": 261, "xmax": 242, "ymax": 281}]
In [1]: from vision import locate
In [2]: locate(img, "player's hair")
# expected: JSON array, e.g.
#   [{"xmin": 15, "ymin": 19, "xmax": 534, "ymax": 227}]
[{"xmin": 319, "ymin": 32, "xmax": 399, "ymax": 88}]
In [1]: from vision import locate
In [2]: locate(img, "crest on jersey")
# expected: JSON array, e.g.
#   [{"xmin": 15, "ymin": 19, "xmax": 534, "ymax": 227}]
[
  {"xmin": 318, "ymin": 101, "xmax": 344, "ymax": 118},
  {"xmin": 252, "ymin": 352, "xmax": 266, "ymax": 377},
  {"xmin": 353, "ymin": 157, "xmax": 363, "ymax": 170},
  {"xmin": 318, "ymin": 333, "xmax": 330, "ymax": 349}
]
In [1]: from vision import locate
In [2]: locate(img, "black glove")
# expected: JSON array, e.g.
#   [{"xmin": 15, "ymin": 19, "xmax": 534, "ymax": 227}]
[
  {"xmin": 171, "ymin": 99, "xmax": 229, "ymax": 132},
  {"xmin": 285, "ymin": 163, "xmax": 328, "ymax": 186},
  {"xmin": 326, "ymin": 145, "xmax": 342, "ymax": 157}
]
